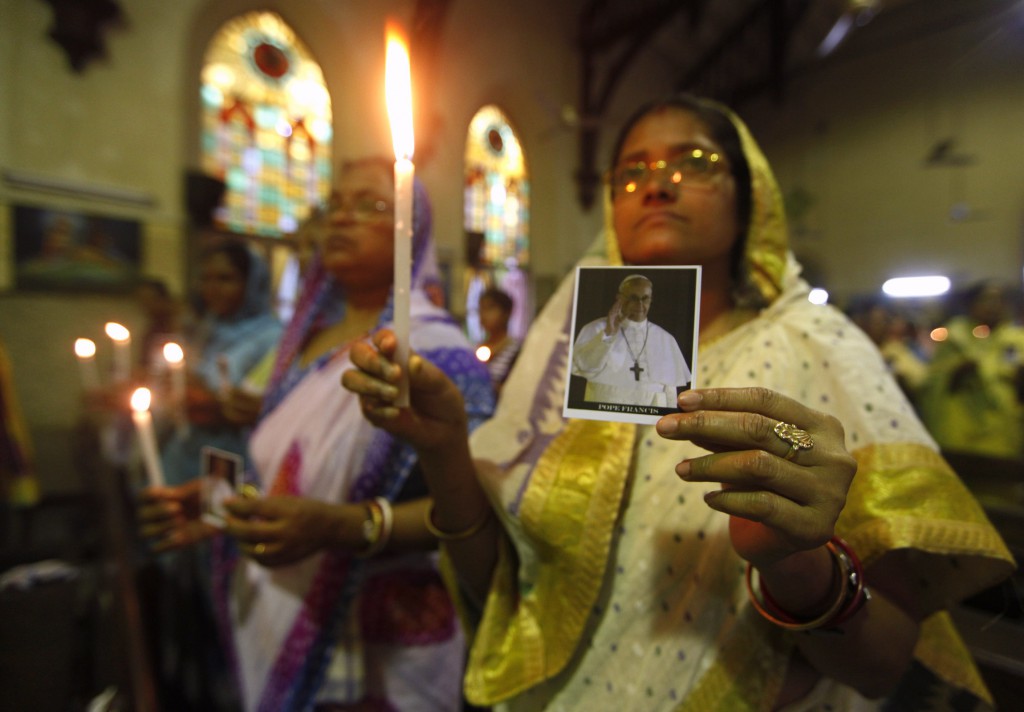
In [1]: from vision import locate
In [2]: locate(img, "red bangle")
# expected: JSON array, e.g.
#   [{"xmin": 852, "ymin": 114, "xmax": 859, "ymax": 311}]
[{"xmin": 746, "ymin": 536, "xmax": 870, "ymax": 633}]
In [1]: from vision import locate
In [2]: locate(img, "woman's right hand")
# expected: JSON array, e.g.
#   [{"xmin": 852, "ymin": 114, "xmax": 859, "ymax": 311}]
[
  {"xmin": 342, "ymin": 329, "xmax": 468, "ymax": 453},
  {"xmin": 137, "ymin": 480, "xmax": 215, "ymax": 552},
  {"xmin": 221, "ymin": 386, "xmax": 263, "ymax": 426}
]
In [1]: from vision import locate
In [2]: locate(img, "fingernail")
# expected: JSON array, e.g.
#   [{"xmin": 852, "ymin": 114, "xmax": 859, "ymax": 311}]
[
  {"xmin": 655, "ymin": 417, "xmax": 675, "ymax": 435},
  {"xmin": 382, "ymin": 361, "xmax": 399, "ymax": 381},
  {"xmin": 676, "ymin": 460, "xmax": 691, "ymax": 479},
  {"xmin": 678, "ymin": 391, "xmax": 702, "ymax": 410},
  {"xmin": 378, "ymin": 383, "xmax": 399, "ymax": 399},
  {"xmin": 371, "ymin": 406, "xmax": 400, "ymax": 420}
]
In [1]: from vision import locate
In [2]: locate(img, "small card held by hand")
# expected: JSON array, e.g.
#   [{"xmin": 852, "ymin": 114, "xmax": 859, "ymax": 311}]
[
  {"xmin": 563, "ymin": 265, "xmax": 701, "ymax": 425},
  {"xmin": 200, "ymin": 446, "xmax": 244, "ymax": 528}
]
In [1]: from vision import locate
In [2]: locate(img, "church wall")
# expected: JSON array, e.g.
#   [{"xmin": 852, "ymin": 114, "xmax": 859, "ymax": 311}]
[
  {"xmin": 1, "ymin": 0, "xmax": 1023, "ymax": 496},
  {"xmin": 0, "ymin": 0, "xmax": 588, "ymax": 494},
  {"xmin": 740, "ymin": 3, "xmax": 1024, "ymax": 306}
]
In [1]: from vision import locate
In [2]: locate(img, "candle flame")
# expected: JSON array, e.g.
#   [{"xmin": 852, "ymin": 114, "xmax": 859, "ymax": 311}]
[
  {"xmin": 105, "ymin": 322, "xmax": 131, "ymax": 342},
  {"xmin": 75, "ymin": 338, "xmax": 97, "ymax": 358},
  {"xmin": 163, "ymin": 342, "xmax": 185, "ymax": 364},
  {"xmin": 385, "ymin": 23, "xmax": 414, "ymax": 160},
  {"xmin": 130, "ymin": 387, "xmax": 152, "ymax": 413}
]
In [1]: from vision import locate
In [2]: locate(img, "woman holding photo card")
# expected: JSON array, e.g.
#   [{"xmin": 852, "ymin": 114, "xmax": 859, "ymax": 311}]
[
  {"xmin": 344, "ymin": 95, "xmax": 1013, "ymax": 711},
  {"xmin": 141, "ymin": 158, "xmax": 493, "ymax": 712}
]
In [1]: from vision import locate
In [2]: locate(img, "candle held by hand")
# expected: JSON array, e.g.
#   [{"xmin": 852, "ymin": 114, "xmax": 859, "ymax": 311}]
[
  {"xmin": 74, "ymin": 338, "xmax": 101, "ymax": 390},
  {"xmin": 163, "ymin": 342, "xmax": 187, "ymax": 432},
  {"xmin": 130, "ymin": 387, "xmax": 166, "ymax": 488},
  {"xmin": 386, "ymin": 22, "xmax": 414, "ymax": 407},
  {"xmin": 163, "ymin": 342, "xmax": 186, "ymax": 404},
  {"xmin": 105, "ymin": 321, "xmax": 132, "ymax": 383}
]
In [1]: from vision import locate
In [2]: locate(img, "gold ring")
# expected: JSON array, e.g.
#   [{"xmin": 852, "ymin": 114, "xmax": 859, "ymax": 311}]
[
  {"xmin": 774, "ymin": 421, "xmax": 813, "ymax": 461},
  {"xmin": 253, "ymin": 542, "xmax": 266, "ymax": 556}
]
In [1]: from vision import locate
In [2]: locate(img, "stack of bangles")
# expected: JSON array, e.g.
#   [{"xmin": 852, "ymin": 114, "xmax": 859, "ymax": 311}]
[
  {"xmin": 424, "ymin": 501, "xmax": 493, "ymax": 541},
  {"xmin": 746, "ymin": 536, "xmax": 870, "ymax": 633},
  {"xmin": 356, "ymin": 497, "xmax": 394, "ymax": 558}
]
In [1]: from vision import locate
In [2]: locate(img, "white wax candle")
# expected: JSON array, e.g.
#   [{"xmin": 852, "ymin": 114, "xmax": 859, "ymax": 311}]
[
  {"xmin": 163, "ymin": 342, "xmax": 187, "ymax": 434},
  {"xmin": 74, "ymin": 338, "xmax": 101, "ymax": 390},
  {"xmin": 386, "ymin": 25, "xmax": 415, "ymax": 407},
  {"xmin": 162, "ymin": 342, "xmax": 186, "ymax": 407},
  {"xmin": 105, "ymin": 322, "xmax": 132, "ymax": 383},
  {"xmin": 130, "ymin": 387, "xmax": 166, "ymax": 488},
  {"xmin": 392, "ymin": 158, "xmax": 413, "ymax": 407}
]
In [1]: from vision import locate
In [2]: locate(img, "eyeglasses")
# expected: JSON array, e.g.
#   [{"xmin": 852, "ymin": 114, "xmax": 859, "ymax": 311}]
[
  {"xmin": 609, "ymin": 149, "xmax": 727, "ymax": 195},
  {"xmin": 322, "ymin": 195, "xmax": 393, "ymax": 222}
]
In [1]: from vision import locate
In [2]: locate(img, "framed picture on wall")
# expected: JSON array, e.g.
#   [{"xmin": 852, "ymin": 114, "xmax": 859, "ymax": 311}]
[{"xmin": 12, "ymin": 204, "xmax": 142, "ymax": 292}]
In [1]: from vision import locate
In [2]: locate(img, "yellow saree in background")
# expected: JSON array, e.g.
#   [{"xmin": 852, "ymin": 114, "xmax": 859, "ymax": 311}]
[
  {"xmin": 456, "ymin": 100, "xmax": 1014, "ymax": 711},
  {"xmin": 0, "ymin": 341, "xmax": 39, "ymax": 506}
]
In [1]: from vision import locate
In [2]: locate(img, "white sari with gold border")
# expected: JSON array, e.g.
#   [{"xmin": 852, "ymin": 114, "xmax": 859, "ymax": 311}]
[{"xmin": 459, "ymin": 254, "xmax": 1012, "ymax": 712}]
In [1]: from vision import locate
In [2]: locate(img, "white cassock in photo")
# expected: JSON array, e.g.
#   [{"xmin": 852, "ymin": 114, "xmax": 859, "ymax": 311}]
[{"xmin": 571, "ymin": 317, "xmax": 691, "ymax": 406}]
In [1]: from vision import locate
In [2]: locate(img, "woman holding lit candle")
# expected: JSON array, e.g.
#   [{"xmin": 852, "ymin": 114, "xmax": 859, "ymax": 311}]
[
  {"xmin": 158, "ymin": 241, "xmax": 282, "ymax": 486},
  {"xmin": 141, "ymin": 159, "xmax": 493, "ymax": 712},
  {"xmin": 343, "ymin": 95, "xmax": 1014, "ymax": 710}
]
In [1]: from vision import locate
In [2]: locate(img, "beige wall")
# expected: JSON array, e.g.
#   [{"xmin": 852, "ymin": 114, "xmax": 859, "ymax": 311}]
[{"xmin": 743, "ymin": 2, "xmax": 1024, "ymax": 304}]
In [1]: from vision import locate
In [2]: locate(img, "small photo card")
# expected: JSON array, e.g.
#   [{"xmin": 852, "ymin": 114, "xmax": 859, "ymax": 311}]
[
  {"xmin": 200, "ymin": 446, "xmax": 243, "ymax": 528},
  {"xmin": 564, "ymin": 265, "xmax": 701, "ymax": 425}
]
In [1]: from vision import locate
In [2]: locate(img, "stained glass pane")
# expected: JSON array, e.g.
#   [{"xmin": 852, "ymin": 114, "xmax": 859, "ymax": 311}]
[
  {"xmin": 464, "ymin": 105, "xmax": 531, "ymax": 342},
  {"xmin": 464, "ymin": 106, "xmax": 529, "ymax": 268},
  {"xmin": 200, "ymin": 11, "xmax": 332, "ymax": 236}
]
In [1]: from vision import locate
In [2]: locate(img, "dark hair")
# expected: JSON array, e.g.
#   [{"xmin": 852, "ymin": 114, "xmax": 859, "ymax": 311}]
[
  {"xmin": 480, "ymin": 287, "xmax": 514, "ymax": 314},
  {"xmin": 137, "ymin": 277, "xmax": 170, "ymax": 298},
  {"xmin": 609, "ymin": 94, "xmax": 752, "ymax": 284},
  {"xmin": 202, "ymin": 240, "xmax": 252, "ymax": 282}
]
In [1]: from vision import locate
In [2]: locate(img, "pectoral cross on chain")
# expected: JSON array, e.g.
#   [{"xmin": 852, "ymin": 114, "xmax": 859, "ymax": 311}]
[
  {"xmin": 621, "ymin": 323, "xmax": 650, "ymax": 382},
  {"xmin": 630, "ymin": 361, "xmax": 644, "ymax": 381}
]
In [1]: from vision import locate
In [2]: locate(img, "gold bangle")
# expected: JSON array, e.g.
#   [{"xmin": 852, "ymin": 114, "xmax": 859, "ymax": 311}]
[
  {"xmin": 424, "ymin": 501, "xmax": 492, "ymax": 541},
  {"xmin": 355, "ymin": 499, "xmax": 385, "ymax": 558}
]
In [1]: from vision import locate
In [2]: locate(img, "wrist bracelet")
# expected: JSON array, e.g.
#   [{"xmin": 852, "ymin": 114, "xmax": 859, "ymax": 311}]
[
  {"xmin": 746, "ymin": 536, "xmax": 869, "ymax": 632},
  {"xmin": 424, "ymin": 501, "xmax": 492, "ymax": 541},
  {"xmin": 355, "ymin": 497, "xmax": 392, "ymax": 558}
]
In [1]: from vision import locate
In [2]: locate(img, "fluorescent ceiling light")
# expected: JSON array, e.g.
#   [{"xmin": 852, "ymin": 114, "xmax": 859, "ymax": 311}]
[{"xmin": 882, "ymin": 276, "xmax": 951, "ymax": 298}]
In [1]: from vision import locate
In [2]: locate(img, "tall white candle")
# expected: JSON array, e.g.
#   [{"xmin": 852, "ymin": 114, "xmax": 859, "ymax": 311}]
[
  {"xmin": 163, "ymin": 342, "xmax": 187, "ymax": 429},
  {"xmin": 130, "ymin": 387, "xmax": 166, "ymax": 488},
  {"xmin": 386, "ymin": 24, "xmax": 415, "ymax": 407},
  {"xmin": 163, "ymin": 342, "xmax": 186, "ymax": 398},
  {"xmin": 74, "ymin": 338, "xmax": 101, "ymax": 390},
  {"xmin": 105, "ymin": 322, "xmax": 132, "ymax": 383}
]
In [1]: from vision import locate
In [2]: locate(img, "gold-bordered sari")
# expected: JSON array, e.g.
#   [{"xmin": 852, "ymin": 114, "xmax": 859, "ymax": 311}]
[{"xmin": 455, "ymin": 100, "xmax": 1014, "ymax": 711}]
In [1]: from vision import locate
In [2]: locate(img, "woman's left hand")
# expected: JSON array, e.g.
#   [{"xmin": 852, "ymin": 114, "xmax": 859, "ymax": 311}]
[
  {"xmin": 655, "ymin": 387, "xmax": 856, "ymax": 569},
  {"xmin": 223, "ymin": 495, "xmax": 345, "ymax": 567}
]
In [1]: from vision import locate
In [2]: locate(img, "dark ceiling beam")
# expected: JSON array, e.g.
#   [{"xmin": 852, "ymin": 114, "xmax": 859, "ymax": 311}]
[
  {"xmin": 674, "ymin": 0, "xmax": 812, "ymax": 104},
  {"xmin": 580, "ymin": 0, "xmax": 693, "ymax": 51},
  {"xmin": 574, "ymin": 0, "xmax": 704, "ymax": 208}
]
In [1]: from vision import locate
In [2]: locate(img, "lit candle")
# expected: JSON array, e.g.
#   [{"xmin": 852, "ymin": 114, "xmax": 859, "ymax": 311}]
[
  {"xmin": 163, "ymin": 342, "xmax": 186, "ymax": 425},
  {"xmin": 104, "ymin": 321, "xmax": 132, "ymax": 382},
  {"xmin": 386, "ymin": 22, "xmax": 414, "ymax": 407},
  {"xmin": 74, "ymin": 338, "xmax": 101, "ymax": 390},
  {"xmin": 130, "ymin": 387, "xmax": 166, "ymax": 488}
]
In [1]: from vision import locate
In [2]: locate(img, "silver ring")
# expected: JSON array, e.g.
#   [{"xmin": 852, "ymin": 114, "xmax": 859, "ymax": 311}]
[{"xmin": 774, "ymin": 421, "xmax": 814, "ymax": 461}]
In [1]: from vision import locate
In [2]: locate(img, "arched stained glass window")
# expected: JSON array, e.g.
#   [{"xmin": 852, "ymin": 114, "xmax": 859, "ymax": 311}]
[
  {"xmin": 200, "ymin": 11, "xmax": 332, "ymax": 237},
  {"xmin": 463, "ymin": 105, "xmax": 530, "ymax": 342}
]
